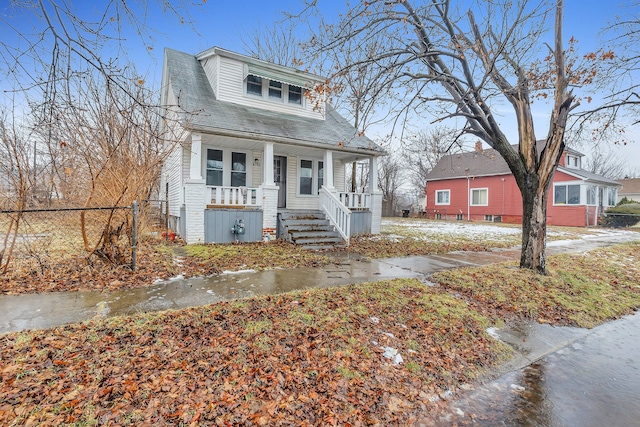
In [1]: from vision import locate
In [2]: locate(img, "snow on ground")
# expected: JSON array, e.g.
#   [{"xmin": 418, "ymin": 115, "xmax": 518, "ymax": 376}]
[
  {"xmin": 381, "ymin": 218, "xmax": 640, "ymax": 243},
  {"xmin": 382, "ymin": 219, "xmax": 520, "ymax": 237}
]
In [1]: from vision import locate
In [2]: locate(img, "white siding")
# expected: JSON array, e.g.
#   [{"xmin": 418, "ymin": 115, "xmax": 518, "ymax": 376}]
[
  {"xmin": 334, "ymin": 160, "xmax": 345, "ymax": 192},
  {"xmin": 252, "ymin": 151, "xmax": 263, "ymax": 188},
  {"xmin": 162, "ymin": 85, "xmax": 187, "ymax": 218},
  {"xmin": 201, "ymin": 56, "xmax": 219, "ymax": 97},
  {"xmin": 286, "ymin": 156, "xmax": 319, "ymax": 210},
  {"xmin": 215, "ymin": 56, "xmax": 324, "ymax": 120}
]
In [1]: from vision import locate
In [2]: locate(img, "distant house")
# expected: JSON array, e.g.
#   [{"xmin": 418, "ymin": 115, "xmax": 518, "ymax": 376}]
[
  {"xmin": 617, "ymin": 178, "xmax": 640, "ymax": 202},
  {"xmin": 424, "ymin": 142, "xmax": 620, "ymax": 227},
  {"xmin": 160, "ymin": 46, "xmax": 384, "ymax": 246}
]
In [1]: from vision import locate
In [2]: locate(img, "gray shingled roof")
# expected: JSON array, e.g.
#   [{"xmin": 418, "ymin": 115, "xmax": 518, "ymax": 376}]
[
  {"xmin": 164, "ymin": 48, "xmax": 383, "ymax": 155},
  {"xmin": 618, "ymin": 178, "xmax": 640, "ymax": 195},
  {"xmin": 426, "ymin": 146, "xmax": 620, "ymax": 185}
]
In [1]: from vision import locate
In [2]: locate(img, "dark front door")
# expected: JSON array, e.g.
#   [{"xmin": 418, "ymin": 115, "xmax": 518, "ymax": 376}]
[{"xmin": 274, "ymin": 156, "xmax": 287, "ymax": 208}]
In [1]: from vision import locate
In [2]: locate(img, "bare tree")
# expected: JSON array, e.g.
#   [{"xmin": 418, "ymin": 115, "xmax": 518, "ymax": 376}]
[
  {"xmin": 583, "ymin": 146, "xmax": 629, "ymax": 180},
  {"xmin": 378, "ymin": 154, "xmax": 403, "ymax": 217},
  {"xmin": 403, "ymin": 126, "xmax": 461, "ymax": 197},
  {"xmin": 298, "ymin": 0, "xmax": 610, "ymax": 273}
]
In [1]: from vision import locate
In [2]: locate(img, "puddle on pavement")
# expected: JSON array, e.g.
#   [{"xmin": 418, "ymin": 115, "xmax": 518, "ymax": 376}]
[{"xmin": 430, "ymin": 313, "xmax": 640, "ymax": 427}]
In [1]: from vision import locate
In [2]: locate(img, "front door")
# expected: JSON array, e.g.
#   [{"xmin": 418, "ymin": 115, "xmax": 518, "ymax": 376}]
[{"xmin": 274, "ymin": 156, "xmax": 287, "ymax": 208}]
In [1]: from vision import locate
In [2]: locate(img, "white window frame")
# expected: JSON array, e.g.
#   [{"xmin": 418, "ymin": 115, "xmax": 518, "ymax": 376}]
[
  {"xmin": 246, "ymin": 75, "xmax": 263, "ymax": 97},
  {"xmin": 268, "ymin": 80, "xmax": 282, "ymax": 100},
  {"xmin": 435, "ymin": 189, "xmax": 450, "ymax": 205},
  {"xmin": 470, "ymin": 188, "xmax": 488, "ymax": 206},
  {"xmin": 203, "ymin": 147, "xmax": 252, "ymax": 188},
  {"xmin": 607, "ymin": 188, "xmax": 617, "ymax": 206},
  {"xmin": 288, "ymin": 85, "xmax": 303, "ymax": 105},
  {"xmin": 586, "ymin": 185, "xmax": 597, "ymax": 206},
  {"xmin": 298, "ymin": 158, "xmax": 324, "ymax": 197},
  {"xmin": 244, "ymin": 75, "xmax": 305, "ymax": 107},
  {"xmin": 553, "ymin": 183, "xmax": 581, "ymax": 205}
]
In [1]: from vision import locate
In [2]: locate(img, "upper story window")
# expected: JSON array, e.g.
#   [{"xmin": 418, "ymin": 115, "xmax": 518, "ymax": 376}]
[
  {"xmin": 566, "ymin": 155, "xmax": 580, "ymax": 169},
  {"xmin": 269, "ymin": 80, "xmax": 282, "ymax": 99},
  {"xmin": 289, "ymin": 85, "xmax": 302, "ymax": 105},
  {"xmin": 245, "ymin": 74, "xmax": 304, "ymax": 106},
  {"xmin": 247, "ymin": 75, "xmax": 263, "ymax": 96}
]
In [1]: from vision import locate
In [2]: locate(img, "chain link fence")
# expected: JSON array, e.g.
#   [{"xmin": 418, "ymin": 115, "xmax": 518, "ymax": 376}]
[{"xmin": 0, "ymin": 203, "xmax": 140, "ymax": 276}]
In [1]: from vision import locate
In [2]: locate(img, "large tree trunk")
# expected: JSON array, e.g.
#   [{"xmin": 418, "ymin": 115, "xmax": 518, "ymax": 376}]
[{"xmin": 520, "ymin": 174, "xmax": 549, "ymax": 273}]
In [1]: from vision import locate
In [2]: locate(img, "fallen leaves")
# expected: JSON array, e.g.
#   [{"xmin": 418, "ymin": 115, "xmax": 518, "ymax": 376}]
[{"xmin": 0, "ymin": 279, "xmax": 508, "ymax": 426}]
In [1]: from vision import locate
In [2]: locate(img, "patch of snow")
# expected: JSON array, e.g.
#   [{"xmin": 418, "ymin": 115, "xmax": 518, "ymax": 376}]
[{"xmin": 382, "ymin": 219, "xmax": 520, "ymax": 238}]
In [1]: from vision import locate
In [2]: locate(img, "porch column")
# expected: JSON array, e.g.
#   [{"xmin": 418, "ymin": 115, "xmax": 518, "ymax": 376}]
[
  {"xmin": 189, "ymin": 133, "xmax": 203, "ymax": 180},
  {"xmin": 369, "ymin": 156, "xmax": 383, "ymax": 235},
  {"xmin": 324, "ymin": 149, "xmax": 335, "ymax": 190},
  {"xmin": 263, "ymin": 142, "xmax": 275, "ymax": 186},
  {"xmin": 368, "ymin": 156, "xmax": 379, "ymax": 193}
]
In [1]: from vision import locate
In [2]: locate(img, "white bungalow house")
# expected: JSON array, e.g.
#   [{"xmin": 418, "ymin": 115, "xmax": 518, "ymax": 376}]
[{"xmin": 160, "ymin": 46, "xmax": 385, "ymax": 247}]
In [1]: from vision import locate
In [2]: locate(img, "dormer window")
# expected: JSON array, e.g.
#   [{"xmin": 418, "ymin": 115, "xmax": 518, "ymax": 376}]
[
  {"xmin": 268, "ymin": 80, "xmax": 282, "ymax": 99},
  {"xmin": 289, "ymin": 85, "xmax": 302, "ymax": 105},
  {"xmin": 247, "ymin": 75, "xmax": 263, "ymax": 96},
  {"xmin": 566, "ymin": 155, "xmax": 580, "ymax": 169}
]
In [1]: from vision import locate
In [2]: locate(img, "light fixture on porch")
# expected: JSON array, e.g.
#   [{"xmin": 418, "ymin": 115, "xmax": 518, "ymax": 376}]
[{"xmin": 253, "ymin": 158, "xmax": 261, "ymax": 166}]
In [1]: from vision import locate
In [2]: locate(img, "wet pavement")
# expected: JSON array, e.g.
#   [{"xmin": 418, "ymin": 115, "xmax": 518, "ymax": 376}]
[
  {"xmin": 429, "ymin": 312, "xmax": 640, "ymax": 427},
  {"xmin": 0, "ymin": 230, "xmax": 637, "ymax": 335}
]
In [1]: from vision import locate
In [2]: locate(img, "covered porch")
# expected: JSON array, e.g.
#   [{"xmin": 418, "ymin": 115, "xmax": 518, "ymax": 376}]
[{"xmin": 181, "ymin": 132, "xmax": 382, "ymax": 244}]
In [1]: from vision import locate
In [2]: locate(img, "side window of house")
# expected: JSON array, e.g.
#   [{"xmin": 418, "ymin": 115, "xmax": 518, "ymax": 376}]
[
  {"xmin": 300, "ymin": 160, "xmax": 313, "ymax": 195},
  {"xmin": 231, "ymin": 152, "xmax": 247, "ymax": 187},
  {"xmin": 555, "ymin": 184, "xmax": 581, "ymax": 204},
  {"xmin": 471, "ymin": 188, "xmax": 488, "ymax": 206},
  {"xmin": 587, "ymin": 185, "xmax": 597, "ymax": 205},
  {"xmin": 436, "ymin": 190, "xmax": 450, "ymax": 205},
  {"xmin": 247, "ymin": 75, "xmax": 262, "ymax": 96},
  {"xmin": 289, "ymin": 85, "xmax": 302, "ymax": 105},
  {"xmin": 206, "ymin": 149, "xmax": 223, "ymax": 186},
  {"xmin": 608, "ymin": 188, "xmax": 617, "ymax": 206}
]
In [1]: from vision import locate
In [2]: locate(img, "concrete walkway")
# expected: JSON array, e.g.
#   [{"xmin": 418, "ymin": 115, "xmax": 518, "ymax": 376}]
[{"xmin": 0, "ymin": 230, "xmax": 637, "ymax": 335}]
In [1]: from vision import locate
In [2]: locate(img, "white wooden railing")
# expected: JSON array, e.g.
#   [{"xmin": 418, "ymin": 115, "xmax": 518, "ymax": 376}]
[
  {"xmin": 209, "ymin": 186, "xmax": 262, "ymax": 207},
  {"xmin": 320, "ymin": 186, "xmax": 351, "ymax": 245},
  {"xmin": 339, "ymin": 192, "xmax": 372, "ymax": 210}
]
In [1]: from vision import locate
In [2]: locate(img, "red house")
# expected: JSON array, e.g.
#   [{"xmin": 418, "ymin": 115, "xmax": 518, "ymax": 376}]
[{"xmin": 424, "ymin": 142, "xmax": 620, "ymax": 227}]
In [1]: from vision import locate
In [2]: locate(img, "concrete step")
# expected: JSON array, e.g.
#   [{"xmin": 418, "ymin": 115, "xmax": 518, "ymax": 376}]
[
  {"xmin": 290, "ymin": 230, "xmax": 340, "ymax": 239},
  {"xmin": 293, "ymin": 236, "xmax": 344, "ymax": 245}
]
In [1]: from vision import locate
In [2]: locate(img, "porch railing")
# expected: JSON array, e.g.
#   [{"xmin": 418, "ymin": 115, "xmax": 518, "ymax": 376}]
[
  {"xmin": 320, "ymin": 187, "xmax": 351, "ymax": 245},
  {"xmin": 209, "ymin": 186, "xmax": 262, "ymax": 207},
  {"xmin": 339, "ymin": 192, "xmax": 371, "ymax": 210}
]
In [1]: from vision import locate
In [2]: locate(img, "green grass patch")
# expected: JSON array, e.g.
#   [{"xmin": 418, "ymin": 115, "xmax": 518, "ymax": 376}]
[{"xmin": 432, "ymin": 242, "xmax": 640, "ymax": 328}]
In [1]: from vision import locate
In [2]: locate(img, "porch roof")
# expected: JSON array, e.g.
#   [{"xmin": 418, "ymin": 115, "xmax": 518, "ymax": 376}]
[{"xmin": 164, "ymin": 48, "xmax": 385, "ymax": 157}]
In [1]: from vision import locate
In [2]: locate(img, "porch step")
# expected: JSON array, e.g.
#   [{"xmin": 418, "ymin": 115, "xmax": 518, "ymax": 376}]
[{"xmin": 278, "ymin": 210, "xmax": 345, "ymax": 250}]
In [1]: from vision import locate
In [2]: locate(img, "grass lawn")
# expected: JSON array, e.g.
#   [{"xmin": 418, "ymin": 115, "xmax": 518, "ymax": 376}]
[
  {"xmin": 1, "ymin": 243, "xmax": 639, "ymax": 425},
  {"xmin": 0, "ymin": 279, "xmax": 510, "ymax": 426}
]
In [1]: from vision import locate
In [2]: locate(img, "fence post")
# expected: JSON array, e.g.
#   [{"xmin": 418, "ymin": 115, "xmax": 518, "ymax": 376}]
[{"xmin": 132, "ymin": 200, "xmax": 138, "ymax": 271}]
